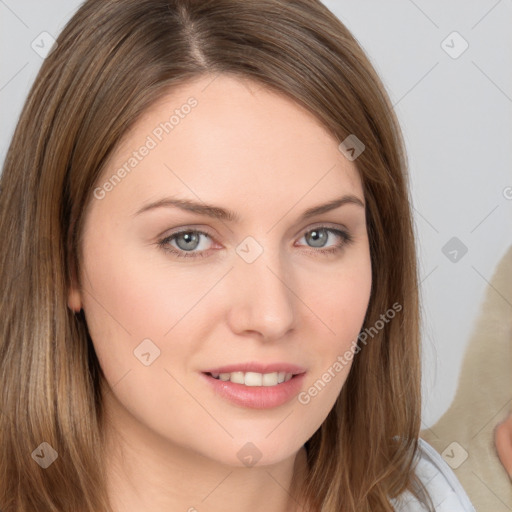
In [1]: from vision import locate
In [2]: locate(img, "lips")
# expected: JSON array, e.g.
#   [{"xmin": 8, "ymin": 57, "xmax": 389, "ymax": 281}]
[
  {"xmin": 200, "ymin": 362, "xmax": 307, "ymax": 409},
  {"xmin": 201, "ymin": 371, "xmax": 306, "ymax": 409}
]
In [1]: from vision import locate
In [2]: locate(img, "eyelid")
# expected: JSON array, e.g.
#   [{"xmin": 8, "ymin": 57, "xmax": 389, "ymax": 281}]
[
  {"xmin": 297, "ymin": 221, "xmax": 350, "ymax": 235},
  {"xmin": 158, "ymin": 225, "xmax": 217, "ymax": 245}
]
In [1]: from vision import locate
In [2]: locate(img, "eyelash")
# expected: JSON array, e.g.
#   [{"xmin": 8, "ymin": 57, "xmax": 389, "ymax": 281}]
[{"xmin": 157, "ymin": 225, "xmax": 353, "ymax": 259}]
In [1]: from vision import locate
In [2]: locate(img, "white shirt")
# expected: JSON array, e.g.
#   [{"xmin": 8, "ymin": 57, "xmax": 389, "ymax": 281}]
[{"xmin": 390, "ymin": 438, "xmax": 476, "ymax": 511}]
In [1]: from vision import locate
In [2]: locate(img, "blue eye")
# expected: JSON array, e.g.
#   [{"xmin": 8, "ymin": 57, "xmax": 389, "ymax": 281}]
[
  {"xmin": 157, "ymin": 226, "xmax": 353, "ymax": 259},
  {"xmin": 298, "ymin": 227, "xmax": 353, "ymax": 256},
  {"xmin": 158, "ymin": 230, "xmax": 213, "ymax": 259}
]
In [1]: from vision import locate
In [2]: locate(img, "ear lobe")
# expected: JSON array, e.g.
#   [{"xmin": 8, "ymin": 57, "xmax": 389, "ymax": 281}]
[
  {"xmin": 67, "ymin": 261, "xmax": 83, "ymax": 312},
  {"xmin": 67, "ymin": 285, "xmax": 82, "ymax": 312}
]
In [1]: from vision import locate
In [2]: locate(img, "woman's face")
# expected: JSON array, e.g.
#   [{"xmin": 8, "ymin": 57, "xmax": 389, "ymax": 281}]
[{"xmin": 69, "ymin": 74, "xmax": 372, "ymax": 467}]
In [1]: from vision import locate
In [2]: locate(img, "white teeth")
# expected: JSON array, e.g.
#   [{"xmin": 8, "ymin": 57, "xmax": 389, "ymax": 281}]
[
  {"xmin": 230, "ymin": 371, "xmax": 245, "ymax": 384},
  {"xmin": 210, "ymin": 371, "xmax": 295, "ymax": 386},
  {"xmin": 244, "ymin": 372, "xmax": 262, "ymax": 386},
  {"xmin": 262, "ymin": 372, "xmax": 278, "ymax": 386}
]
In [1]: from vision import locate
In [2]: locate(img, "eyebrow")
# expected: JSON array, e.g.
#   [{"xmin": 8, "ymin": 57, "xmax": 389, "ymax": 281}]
[{"xmin": 133, "ymin": 194, "xmax": 365, "ymax": 222}]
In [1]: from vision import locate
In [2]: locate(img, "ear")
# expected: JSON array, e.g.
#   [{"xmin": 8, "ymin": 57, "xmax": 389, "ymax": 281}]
[
  {"xmin": 68, "ymin": 286, "xmax": 82, "ymax": 312},
  {"xmin": 67, "ymin": 262, "xmax": 83, "ymax": 313}
]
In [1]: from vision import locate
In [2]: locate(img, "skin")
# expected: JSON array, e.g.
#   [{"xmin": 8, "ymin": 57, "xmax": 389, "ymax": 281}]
[
  {"xmin": 68, "ymin": 74, "xmax": 372, "ymax": 512},
  {"xmin": 495, "ymin": 412, "xmax": 512, "ymax": 480}
]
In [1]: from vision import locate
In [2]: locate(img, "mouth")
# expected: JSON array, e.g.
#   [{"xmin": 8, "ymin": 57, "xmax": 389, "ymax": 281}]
[
  {"xmin": 200, "ymin": 364, "xmax": 307, "ymax": 409},
  {"xmin": 201, "ymin": 362, "xmax": 306, "ymax": 388},
  {"xmin": 205, "ymin": 371, "xmax": 297, "ymax": 387}
]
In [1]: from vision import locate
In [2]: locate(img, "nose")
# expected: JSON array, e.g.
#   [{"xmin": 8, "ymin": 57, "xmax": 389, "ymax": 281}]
[{"xmin": 226, "ymin": 244, "xmax": 296, "ymax": 341}]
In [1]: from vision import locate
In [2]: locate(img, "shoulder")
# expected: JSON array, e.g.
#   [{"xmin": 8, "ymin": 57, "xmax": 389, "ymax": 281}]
[{"xmin": 390, "ymin": 438, "xmax": 476, "ymax": 511}]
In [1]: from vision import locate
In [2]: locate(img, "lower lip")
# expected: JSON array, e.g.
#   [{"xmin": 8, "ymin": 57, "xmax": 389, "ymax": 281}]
[{"xmin": 201, "ymin": 372, "xmax": 306, "ymax": 409}]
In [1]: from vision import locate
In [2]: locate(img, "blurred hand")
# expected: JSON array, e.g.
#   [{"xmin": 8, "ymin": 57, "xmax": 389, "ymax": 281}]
[{"xmin": 495, "ymin": 412, "xmax": 512, "ymax": 481}]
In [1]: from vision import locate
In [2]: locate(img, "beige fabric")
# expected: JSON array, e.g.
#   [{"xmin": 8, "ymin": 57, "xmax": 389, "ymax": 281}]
[{"xmin": 421, "ymin": 245, "xmax": 512, "ymax": 511}]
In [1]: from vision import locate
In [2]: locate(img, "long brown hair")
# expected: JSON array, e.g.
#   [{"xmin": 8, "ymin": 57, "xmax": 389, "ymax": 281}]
[{"xmin": 0, "ymin": 0, "xmax": 434, "ymax": 510}]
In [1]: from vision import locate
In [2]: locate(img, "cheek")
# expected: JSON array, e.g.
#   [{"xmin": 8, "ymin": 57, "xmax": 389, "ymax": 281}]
[
  {"xmin": 80, "ymin": 234, "xmax": 178, "ymax": 340},
  {"xmin": 78, "ymin": 231, "xmax": 226, "ymax": 395},
  {"xmin": 78, "ymin": 232, "xmax": 169, "ymax": 385},
  {"xmin": 297, "ymin": 247, "xmax": 372, "ymax": 410},
  {"xmin": 314, "ymin": 246, "xmax": 372, "ymax": 349},
  {"xmin": 79, "ymin": 239, "xmax": 204, "ymax": 437}
]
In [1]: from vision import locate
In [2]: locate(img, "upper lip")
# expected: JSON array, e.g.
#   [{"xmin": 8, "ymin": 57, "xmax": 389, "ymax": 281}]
[{"xmin": 202, "ymin": 362, "xmax": 306, "ymax": 375}]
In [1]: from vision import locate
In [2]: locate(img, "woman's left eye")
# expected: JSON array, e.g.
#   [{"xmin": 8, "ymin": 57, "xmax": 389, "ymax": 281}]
[
  {"xmin": 157, "ymin": 226, "xmax": 353, "ymax": 259},
  {"xmin": 297, "ymin": 227, "xmax": 353, "ymax": 256}
]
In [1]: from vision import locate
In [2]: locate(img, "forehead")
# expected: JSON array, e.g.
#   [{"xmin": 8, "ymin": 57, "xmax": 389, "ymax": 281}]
[{"xmin": 95, "ymin": 74, "xmax": 363, "ymax": 217}]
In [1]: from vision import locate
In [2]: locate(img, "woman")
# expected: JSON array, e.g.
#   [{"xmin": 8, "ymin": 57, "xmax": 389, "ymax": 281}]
[{"xmin": 0, "ymin": 0, "xmax": 476, "ymax": 510}]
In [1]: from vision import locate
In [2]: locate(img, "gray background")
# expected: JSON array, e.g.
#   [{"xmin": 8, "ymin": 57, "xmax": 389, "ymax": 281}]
[{"xmin": 1, "ymin": 0, "xmax": 511, "ymax": 428}]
